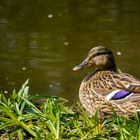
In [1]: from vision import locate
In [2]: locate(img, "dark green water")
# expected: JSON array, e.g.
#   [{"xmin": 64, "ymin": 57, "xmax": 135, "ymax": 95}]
[{"xmin": 0, "ymin": 0, "xmax": 140, "ymax": 102}]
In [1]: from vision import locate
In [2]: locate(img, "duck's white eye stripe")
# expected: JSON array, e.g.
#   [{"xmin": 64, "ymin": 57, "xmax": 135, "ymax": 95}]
[{"xmin": 105, "ymin": 90, "xmax": 132, "ymax": 101}]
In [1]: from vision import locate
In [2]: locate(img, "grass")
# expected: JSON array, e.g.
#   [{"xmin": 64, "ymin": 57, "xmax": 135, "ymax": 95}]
[{"xmin": 0, "ymin": 80, "xmax": 139, "ymax": 140}]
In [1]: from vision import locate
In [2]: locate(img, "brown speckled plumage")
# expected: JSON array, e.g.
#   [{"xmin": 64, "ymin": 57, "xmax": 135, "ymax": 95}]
[{"xmin": 73, "ymin": 46, "xmax": 140, "ymax": 116}]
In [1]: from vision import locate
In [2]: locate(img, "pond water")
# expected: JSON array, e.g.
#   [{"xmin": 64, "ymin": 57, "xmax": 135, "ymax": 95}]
[{"xmin": 0, "ymin": 0, "xmax": 140, "ymax": 102}]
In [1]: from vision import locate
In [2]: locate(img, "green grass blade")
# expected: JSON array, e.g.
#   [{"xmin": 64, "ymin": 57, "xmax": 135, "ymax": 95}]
[
  {"xmin": 0, "ymin": 91, "xmax": 8, "ymax": 106},
  {"xmin": 0, "ymin": 122, "xmax": 17, "ymax": 130},
  {"xmin": 19, "ymin": 121, "xmax": 36, "ymax": 137},
  {"xmin": 56, "ymin": 113, "xmax": 59, "ymax": 139},
  {"xmin": 46, "ymin": 120, "xmax": 56, "ymax": 136},
  {"xmin": 18, "ymin": 129, "xmax": 24, "ymax": 140}
]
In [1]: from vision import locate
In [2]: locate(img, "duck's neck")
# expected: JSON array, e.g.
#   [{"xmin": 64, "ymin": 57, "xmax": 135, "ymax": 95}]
[
  {"xmin": 102, "ymin": 65, "xmax": 117, "ymax": 72},
  {"xmin": 83, "ymin": 69, "xmax": 100, "ymax": 82},
  {"xmin": 83, "ymin": 63, "xmax": 117, "ymax": 82}
]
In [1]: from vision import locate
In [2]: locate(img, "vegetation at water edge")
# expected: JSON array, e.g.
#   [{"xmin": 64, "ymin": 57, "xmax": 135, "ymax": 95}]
[{"xmin": 0, "ymin": 80, "xmax": 139, "ymax": 140}]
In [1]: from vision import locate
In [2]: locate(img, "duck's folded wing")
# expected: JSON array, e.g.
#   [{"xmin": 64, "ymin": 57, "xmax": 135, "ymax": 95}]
[
  {"xmin": 125, "ymin": 83, "xmax": 140, "ymax": 93},
  {"xmin": 110, "ymin": 72, "xmax": 140, "ymax": 92},
  {"xmin": 106, "ymin": 72, "xmax": 140, "ymax": 102}
]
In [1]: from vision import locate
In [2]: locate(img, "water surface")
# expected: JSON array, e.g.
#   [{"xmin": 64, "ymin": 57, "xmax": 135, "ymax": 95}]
[{"xmin": 0, "ymin": 0, "xmax": 140, "ymax": 102}]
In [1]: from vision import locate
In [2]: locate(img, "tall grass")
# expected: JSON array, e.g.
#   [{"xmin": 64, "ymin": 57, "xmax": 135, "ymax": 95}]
[{"xmin": 0, "ymin": 80, "xmax": 139, "ymax": 140}]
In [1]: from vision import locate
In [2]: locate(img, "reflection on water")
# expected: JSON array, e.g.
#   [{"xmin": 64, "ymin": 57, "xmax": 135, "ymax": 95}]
[{"xmin": 0, "ymin": 0, "xmax": 140, "ymax": 102}]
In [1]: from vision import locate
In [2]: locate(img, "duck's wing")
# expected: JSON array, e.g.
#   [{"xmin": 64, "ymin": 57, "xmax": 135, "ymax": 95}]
[
  {"xmin": 89, "ymin": 71, "xmax": 140, "ymax": 101},
  {"xmin": 103, "ymin": 71, "xmax": 140, "ymax": 102}
]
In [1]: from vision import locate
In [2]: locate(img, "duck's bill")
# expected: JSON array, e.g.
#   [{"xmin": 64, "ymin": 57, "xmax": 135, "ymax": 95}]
[{"xmin": 73, "ymin": 61, "xmax": 88, "ymax": 71}]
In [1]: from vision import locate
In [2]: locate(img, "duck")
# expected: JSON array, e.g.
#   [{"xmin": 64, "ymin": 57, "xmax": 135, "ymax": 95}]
[{"xmin": 73, "ymin": 46, "xmax": 140, "ymax": 116}]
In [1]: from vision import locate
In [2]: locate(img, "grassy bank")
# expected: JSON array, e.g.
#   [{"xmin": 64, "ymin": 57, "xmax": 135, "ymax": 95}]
[{"xmin": 0, "ymin": 80, "xmax": 139, "ymax": 140}]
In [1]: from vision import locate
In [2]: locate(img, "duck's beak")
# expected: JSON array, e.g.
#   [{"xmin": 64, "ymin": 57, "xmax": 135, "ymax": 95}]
[{"xmin": 73, "ymin": 59, "xmax": 89, "ymax": 71}]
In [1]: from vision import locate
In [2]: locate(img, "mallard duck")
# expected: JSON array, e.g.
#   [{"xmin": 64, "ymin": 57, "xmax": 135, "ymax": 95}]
[{"xmin": 73, "ymin": 46, "xmax": 140, "ymax": 116}]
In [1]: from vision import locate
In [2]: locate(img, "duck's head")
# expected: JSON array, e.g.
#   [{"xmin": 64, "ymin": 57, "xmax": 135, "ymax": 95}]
[{"xmin": 73, "ymin": 46, "xmax": 116, "ymax": 71}]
